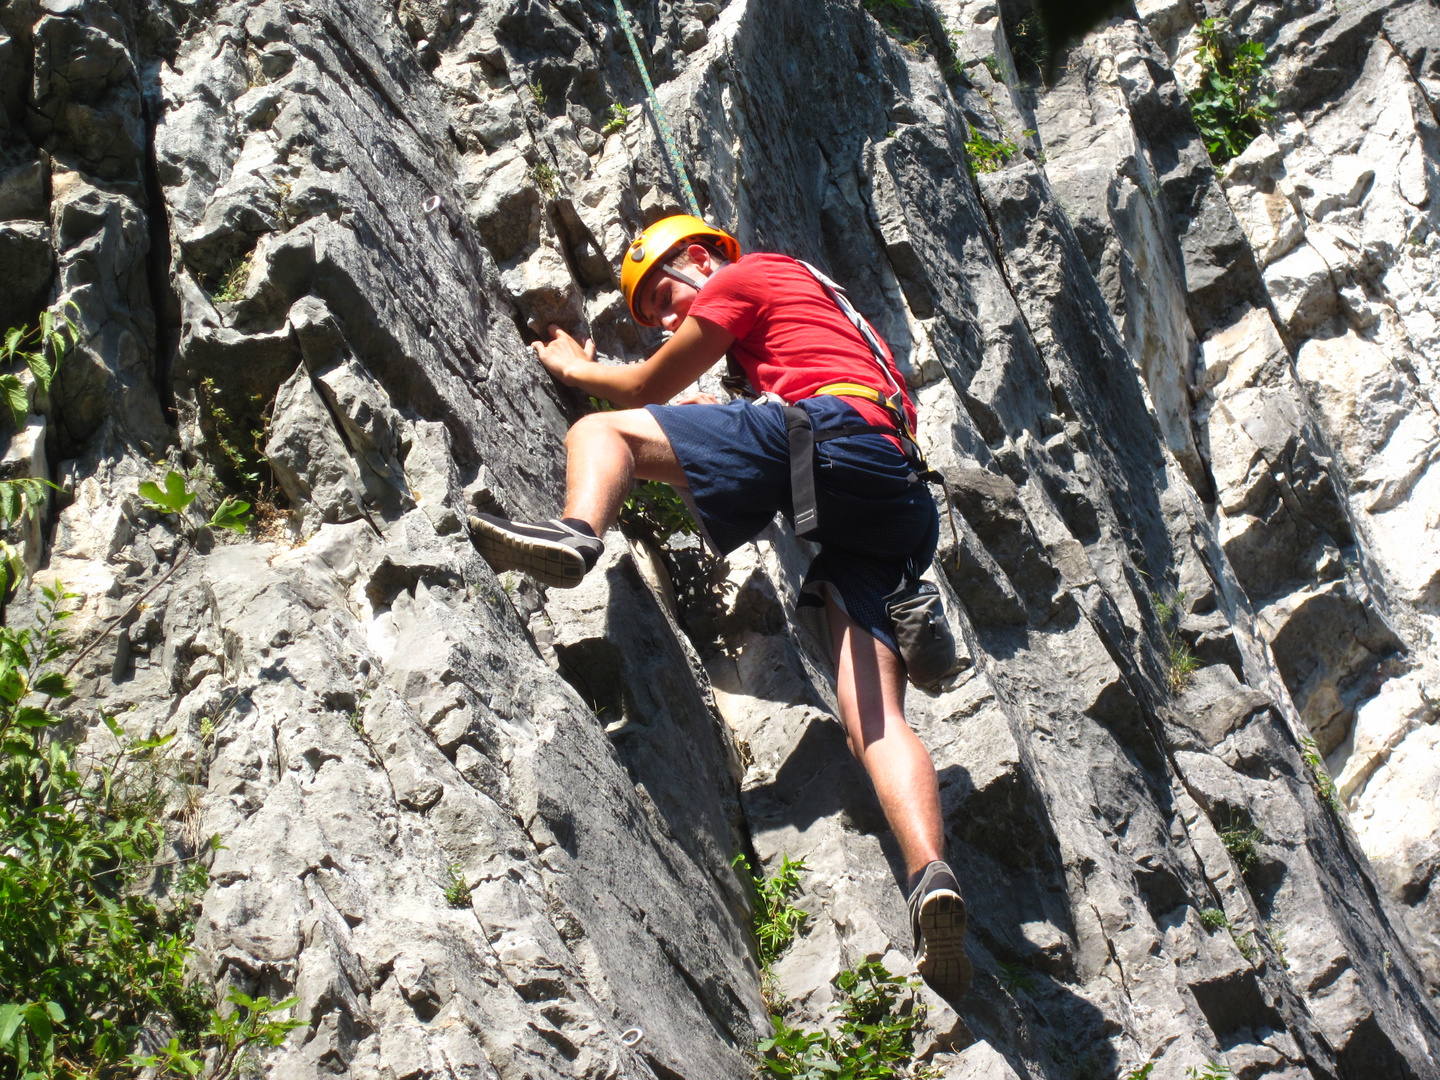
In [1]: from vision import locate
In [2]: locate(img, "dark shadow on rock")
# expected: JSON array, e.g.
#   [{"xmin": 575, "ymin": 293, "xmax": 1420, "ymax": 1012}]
[{"xmin": 742, "ymin": 714, "xmax": 890, "ymax": 841}]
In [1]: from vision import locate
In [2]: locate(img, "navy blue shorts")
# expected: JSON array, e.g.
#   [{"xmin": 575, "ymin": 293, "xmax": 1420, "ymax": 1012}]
[{"xmin": 646, "ymin": 396, "xmax": 939, "ymax": 657}]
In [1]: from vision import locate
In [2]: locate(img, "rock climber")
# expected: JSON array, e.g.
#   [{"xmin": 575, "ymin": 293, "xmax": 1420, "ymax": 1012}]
[{"xmin": 469, "ymin": 214, "xmax": 971, "ymax": 999}]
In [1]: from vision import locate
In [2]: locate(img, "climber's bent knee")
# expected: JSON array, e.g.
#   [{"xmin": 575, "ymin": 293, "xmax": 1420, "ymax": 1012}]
[{"xmin": 567, "ymin": 409, "xmax": 688, "ymax": 488}]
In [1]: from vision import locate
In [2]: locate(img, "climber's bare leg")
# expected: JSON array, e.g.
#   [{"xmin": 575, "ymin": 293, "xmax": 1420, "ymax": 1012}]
[
  {"xmin": 563, "ymin": 409, "xmax": 686, "ymax": 534},
  {"xmin": 828, "ymin": 597, "xmax": 946, "ymax": 879}
]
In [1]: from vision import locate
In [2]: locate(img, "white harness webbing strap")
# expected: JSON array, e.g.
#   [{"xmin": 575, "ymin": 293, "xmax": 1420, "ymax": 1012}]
[{"xmin": 796, "ymin": 260, "xmax": 908, "ymax": 415}]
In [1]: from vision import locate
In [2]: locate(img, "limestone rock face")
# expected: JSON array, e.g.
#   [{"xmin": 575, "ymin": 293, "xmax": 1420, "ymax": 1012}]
[{"xmin": 6, "ymin": 0, "xmax": 1440, "ymax": 1077}]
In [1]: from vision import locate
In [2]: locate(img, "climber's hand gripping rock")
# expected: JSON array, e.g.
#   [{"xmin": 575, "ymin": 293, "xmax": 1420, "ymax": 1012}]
[{"xmin": 530, "ymin": 324, "xmax": 597, "ymax": 384}]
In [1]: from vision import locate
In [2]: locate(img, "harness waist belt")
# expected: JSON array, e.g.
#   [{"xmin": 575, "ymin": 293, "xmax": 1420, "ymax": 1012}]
[{"xmin": 784, "ymin": 388, "xmax": 931, "ymax": 541}]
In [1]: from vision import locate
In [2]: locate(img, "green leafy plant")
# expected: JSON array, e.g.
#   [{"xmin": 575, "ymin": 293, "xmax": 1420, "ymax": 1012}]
[
  {"xmin": 964, "ymin": 132, "xmax": 1017, "ymax": 174},
  {"xmin": 444, "ymin": 863, "xmax": 473, "ymax": 908},
  {"xmin": 1217, "ymin": 818, "xmax": 1264, "ymax": 873},
  {"xmin": 528, "ymin": 80, "xmax": 547, "ymax": 108},
  {"xmin": 130, "ymin": 989, "xmax": 303, "ymax": 1080},
  {"xmin": 0, "ymin": 478, "xmax": 54, "ymax": 532},
  {"xmin": 997, "ymin": 960, "xmax": 1036, "ymax": 994},
  {"xmin": 0, "ymin": 583, "xmax": 215, "ymax": 1080},
  {"xmin": 197, "ymin": 377, "xmax": 269, "ymax": 492},
  {"xmin": 1232, "ymin": 930, "xmax": 1257, "ymax": 963},
  {"xmin": 0, "ymin": 476, "xmax": 61, "ymax": 593},
  {"xmin": 1299, "ymin": 734, "xmax": 1343, "ymax": 814},
  {"xmin": 139, "ymin": 470, "xmax": 252, "ymax": 537},
  {"xmin": 138, "ymin": 470, "xmax": 199, "ymax": 515},
  {"xmin": 1153, "ymin": 590, "xmax": 1199, "ymax": 692},
  {"xmin": 211, "ymin": 253, "xmax": 253, "ymax": 303},
  {"xmin": 1124, "ymin": 1064, "xmax": 1156, "ymax": 1080},
  {"xmin": 209, "ymin": 496, "xmax": 252, "ymax": 534},
  {"xmin": 1004, "ymin": 12, "xmax": 1047, "ymax": 82},
  {"xmin": 620, "ymin": 479, "xmax": 697, "ymax": 542},
  {"xmin": 1, "ymin": 305, "xmax": 79, "ymax": 428},
  {"xmin": 601, "ymin": 103, "xmax": 632, "ymax": 135},
  {"xmin": 1186, "ymin": 18, "xmax": 1277, "ymax": 164},
  {"xmin": 530, "ymin": 160, "xmax": 560, "ymax": 199},
  {"xmin": 755, "ymin": 961, "xmax": 925, "ymax": 1080},
  {"xmin": 980, "ymin": 53, "xmax": 1003, "ymax": 81},
  {"xmin": 1198, "ymin": 906, "xmax": 1228, "ymax": 931},
  {"xmin": 1187, "ymin": 1062, "xmax": 1233, "ymax": 1080},
  {"xmin": 736, "ymin": 854, "xmax": 808, "ymax": 967}
]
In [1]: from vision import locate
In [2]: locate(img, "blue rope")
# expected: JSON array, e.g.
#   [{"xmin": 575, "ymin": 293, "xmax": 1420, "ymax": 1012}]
[{"xmin": 612, "ymin": 0, "xmax": 703, "ymax": 219}]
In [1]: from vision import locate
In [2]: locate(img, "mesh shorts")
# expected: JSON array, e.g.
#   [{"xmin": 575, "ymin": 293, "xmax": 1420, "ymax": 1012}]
[{"xmin": 646, "ymin": 396, "xmax": 939, "ymax": 657}]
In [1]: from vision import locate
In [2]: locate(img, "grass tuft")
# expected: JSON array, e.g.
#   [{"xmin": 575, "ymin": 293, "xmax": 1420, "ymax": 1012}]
[{"xmin": 1198, "ymin": 906, "xmax": 1228, "ymax": 931}]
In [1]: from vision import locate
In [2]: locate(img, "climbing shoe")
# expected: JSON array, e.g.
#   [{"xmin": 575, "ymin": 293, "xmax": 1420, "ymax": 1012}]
[
  {"xmin": 468, "ymin": 513, "xmax": 604, "ymax": 589},
  {"xmin": 907, "ymin": 860, "xmax": 971, "ymax": 1000}
]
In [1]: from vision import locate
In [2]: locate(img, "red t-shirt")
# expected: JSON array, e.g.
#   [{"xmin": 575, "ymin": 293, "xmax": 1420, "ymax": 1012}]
[{"xmin": 686, "ymin": 253, "xmax": 917, "ymax": 435}]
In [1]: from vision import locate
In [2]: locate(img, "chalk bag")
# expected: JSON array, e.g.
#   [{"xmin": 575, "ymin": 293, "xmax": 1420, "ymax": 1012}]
[{"xmin": 884, "ymin": 578, "xmax": 960, "ymax": 691}]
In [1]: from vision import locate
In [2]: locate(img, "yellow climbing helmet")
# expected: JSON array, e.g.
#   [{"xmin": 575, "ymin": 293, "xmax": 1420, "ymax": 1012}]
[{"xmin": 621, "ymin": 214, "xmax": 741, "ymax": 325}]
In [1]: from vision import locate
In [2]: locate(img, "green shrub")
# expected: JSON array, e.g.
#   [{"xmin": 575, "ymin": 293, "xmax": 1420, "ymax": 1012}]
[
  {"xmin": 210, "ymin": 253, "xmax": 253, "ymax": 303},
  {"xmin": 756, "ymin": 961, "xmax": 925, "ymax": 1080},
  {"xmin": 444, "ymin": 863, "xmax": 472, "ymax": 909},
  {"xmin": 965, "ymin": 133, "xmax": 1017, "ymax": 174},
  {"xmin": 0, "ymin": 584, "xmax": 211, "ymax": 1080},
  {"xmin": 530, "ymin": 161, "xmax": 560, "ymax": 199},
  {"xmin": 1, "ymin": 305, "xmax": 78, "ymax": 428},
  {"xmin": 196, "ymin": 378, "xmax": 269, "ymax": 494},
  {"xmin": 132, "ymin": 990, "xmax": 303, "ymax": 1080},
  {"xmin": 1186, "ymin": 18, "xmax": 1277, "ymax": 164}
]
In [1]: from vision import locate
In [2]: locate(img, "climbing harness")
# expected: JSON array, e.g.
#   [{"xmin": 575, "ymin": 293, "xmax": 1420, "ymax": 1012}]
[
  {"xmin": 768, "ymin": 265, "xmax": 964, "ymax": 685},
  {"xmin": 611, "ymin": 0, "xmax": 703, "ymax": 220},
  {"xmin": 781, "ymin": 261, "xmax": 960, "ymax": 554}
]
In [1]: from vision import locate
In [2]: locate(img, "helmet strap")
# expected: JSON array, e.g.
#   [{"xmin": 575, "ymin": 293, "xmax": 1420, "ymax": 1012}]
[{"xmin": 661, "ymin": 264, "xmax": 707, "ymax": 291}]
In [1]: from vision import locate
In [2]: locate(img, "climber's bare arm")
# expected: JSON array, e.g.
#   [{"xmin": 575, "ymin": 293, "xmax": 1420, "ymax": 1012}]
[{"xmin": 531, "ymin": 318, "xmax": 735, "ymax": 409}]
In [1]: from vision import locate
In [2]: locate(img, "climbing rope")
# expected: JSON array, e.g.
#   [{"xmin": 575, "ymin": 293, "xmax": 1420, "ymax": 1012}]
[{"xmin": 611, "ymin": 0, "xmax": 703, "ymax": 219}]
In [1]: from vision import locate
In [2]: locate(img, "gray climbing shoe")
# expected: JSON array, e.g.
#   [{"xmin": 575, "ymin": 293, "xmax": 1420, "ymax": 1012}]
[
  {"xmin": 468, "ymin": 513, "xmax": 604, "ymax": 589},
  {"xmin": 908, "ymin": 860, "xmax": 971, "ymax": 999}
]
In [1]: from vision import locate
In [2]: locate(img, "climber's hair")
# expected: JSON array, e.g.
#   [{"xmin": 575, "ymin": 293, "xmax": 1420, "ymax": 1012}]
[{"xmin": 665, "ymin": 238, "xmax": 729, "ymax": 272}]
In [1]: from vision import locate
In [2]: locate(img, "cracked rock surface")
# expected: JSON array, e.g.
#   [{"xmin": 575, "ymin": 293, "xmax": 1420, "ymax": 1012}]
[{"xmin": 4, "ymin": 0, "xmax": 1440, "ymax": 1076}]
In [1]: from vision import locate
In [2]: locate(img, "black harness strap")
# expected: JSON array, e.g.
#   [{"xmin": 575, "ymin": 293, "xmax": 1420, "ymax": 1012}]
[
  {"xmin": 785, "ymin": 409, "xmax": 938, "ymax": 539},
  {"xmin": 784, "ymin": 406, "xmax": 820, "ymax": 537}
]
